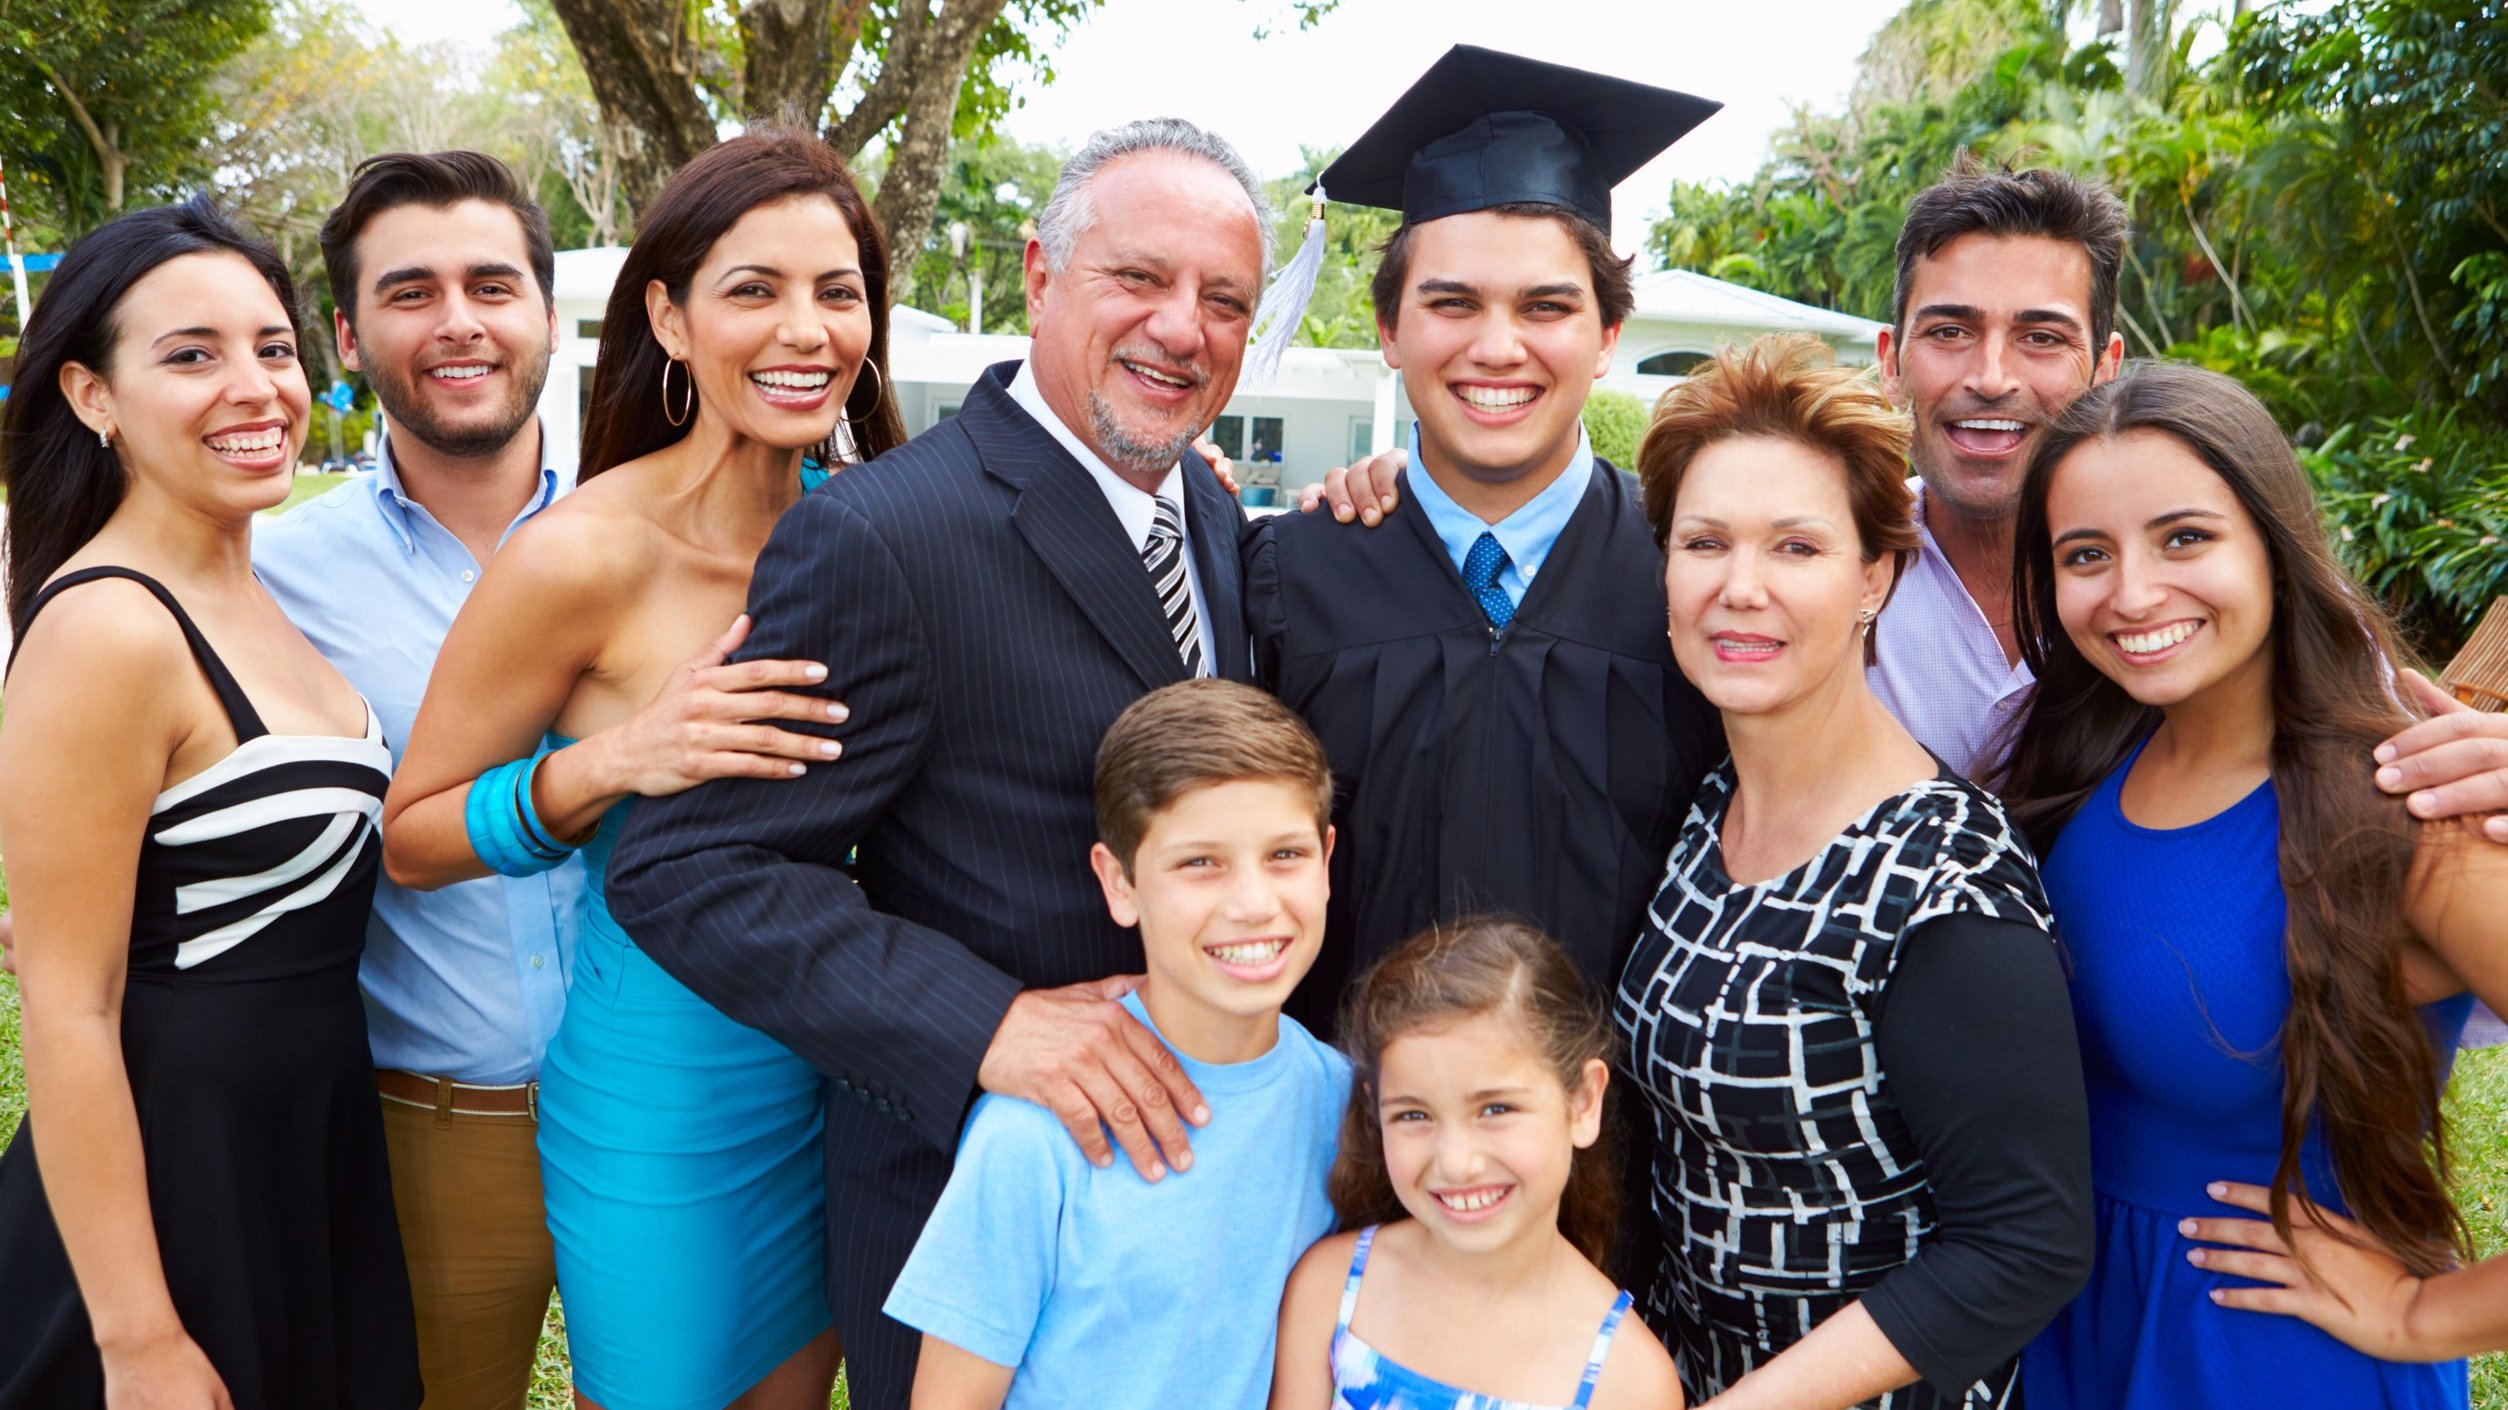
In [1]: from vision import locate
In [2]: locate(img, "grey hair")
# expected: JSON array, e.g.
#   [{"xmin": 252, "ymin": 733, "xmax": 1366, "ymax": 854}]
[{"xmin": 1036, "ymin": 117, "xmax": 1276, "ymax": 277}]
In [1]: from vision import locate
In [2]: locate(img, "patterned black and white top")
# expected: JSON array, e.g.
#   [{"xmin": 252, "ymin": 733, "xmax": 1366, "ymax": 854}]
[{"xmin": 1614, "ymin": 761, "xmax": 2092, "ymax": 1410}]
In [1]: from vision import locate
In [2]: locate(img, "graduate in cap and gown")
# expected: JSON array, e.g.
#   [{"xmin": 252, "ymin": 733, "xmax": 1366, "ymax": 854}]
[{"xmin": 1243, "ymin": 46, "xmax": 1724, "ymax": 1026}]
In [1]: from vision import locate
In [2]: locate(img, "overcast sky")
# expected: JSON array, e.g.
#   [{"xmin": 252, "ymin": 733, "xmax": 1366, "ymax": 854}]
[{"xmin": 364, "ymin": 0, "xmax": 1900, "ymax": 252}]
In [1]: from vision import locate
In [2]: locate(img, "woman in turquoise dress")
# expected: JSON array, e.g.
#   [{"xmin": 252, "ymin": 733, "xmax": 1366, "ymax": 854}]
[
  {"xmin": 381, "ymin": 129, "xmax": 909, "ymax": 1410},
  {"xmin": 1995, "ymin": 363, "xmax": 2508, "ymax": 1409}
]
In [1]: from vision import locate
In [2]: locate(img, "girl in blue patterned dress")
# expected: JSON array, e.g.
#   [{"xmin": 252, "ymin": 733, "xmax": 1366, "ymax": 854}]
[
  {"xmin": 1272, "ymin": 920, "xmax": 1685, "ymax": 1410},
  {"xmin": 379, "ymin": 130, "xmax": 911, "ymax": 1410},
  {"xmin": 1999, "ymin": 363, "xmax": 2508, "ymax": 1408}
]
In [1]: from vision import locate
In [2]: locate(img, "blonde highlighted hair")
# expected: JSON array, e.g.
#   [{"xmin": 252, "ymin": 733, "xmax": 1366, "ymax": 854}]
[{"xmin": 1636, "ymin": 333, "xmax": 1918, "ymax": 661}]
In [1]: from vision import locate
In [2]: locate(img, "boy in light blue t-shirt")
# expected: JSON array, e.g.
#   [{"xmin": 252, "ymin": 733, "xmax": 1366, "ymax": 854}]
[{"xmin": 885, "ymin": 679, "xmax": 1350, "ymax": 1410}]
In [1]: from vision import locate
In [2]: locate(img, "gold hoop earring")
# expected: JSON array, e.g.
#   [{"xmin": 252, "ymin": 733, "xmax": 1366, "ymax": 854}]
[
  {"xmin": 661, "ymin": 357, "xmax": 693, "ymax": 428},
  {"xmin": 838, "ymin": 357, "xmax": 886, "ymax": 431}
]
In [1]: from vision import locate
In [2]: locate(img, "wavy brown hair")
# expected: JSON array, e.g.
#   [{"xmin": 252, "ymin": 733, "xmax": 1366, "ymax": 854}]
[
  {"xmin": 578, "ymin": 127, "xmax": 906, "ymax": 481},
  {"xmin": 1998, "ymin": 362, "xmax": 2461, "ymax": 1275},
  {"xmin": 1329, "ymin": 918, "xmax": 1620, "ymax": 1268}
]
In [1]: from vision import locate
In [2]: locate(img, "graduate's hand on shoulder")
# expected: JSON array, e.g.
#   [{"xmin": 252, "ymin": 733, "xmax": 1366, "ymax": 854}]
[
  {"xmin": 1296, "ymin": 448, "xmax": 1406, "ymax": 525},
  {"xmin": 1194, "ymin": 437, "xmax": 1242, "ymax": 498},
  {"xmin": 978, "ymin": 975, "xmax": 1210, "ymax": 1181},
  {"xmin": 2377, "ymin": 670, "xmax": 2508, "ymax": 844},
  {"xmin": 591, "ymin": 614, "xmax": 851, "ymax": 798}
]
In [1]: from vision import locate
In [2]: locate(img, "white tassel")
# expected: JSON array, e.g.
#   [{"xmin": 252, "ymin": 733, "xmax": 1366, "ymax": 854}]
[{"xmin": 1244, "ymin": 187, "xmax": 1328, "ymax": 388}]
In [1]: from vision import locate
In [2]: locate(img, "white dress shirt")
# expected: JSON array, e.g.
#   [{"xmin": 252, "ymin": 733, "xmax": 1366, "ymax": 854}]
[
  {"xmin": 1005, "ymin": 361, "xmax": 1217, "ymax": 674},
  {"xmin": 1868, "ymin": 481, "xmax": 2036, "ymax": 780}
]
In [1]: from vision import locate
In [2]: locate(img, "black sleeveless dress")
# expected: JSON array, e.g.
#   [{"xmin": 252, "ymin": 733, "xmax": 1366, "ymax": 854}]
[{"xmin": 0, "ymin": 568, "xmax": 420, "ymax": 1409}]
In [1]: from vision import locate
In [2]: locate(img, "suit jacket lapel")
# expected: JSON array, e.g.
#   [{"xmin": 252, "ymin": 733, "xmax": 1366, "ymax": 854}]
[
  {"xmin": 962, "ymin": 366, "xmax": 1188, "ymax": 692},
  {"xmin": 1181, "ymin": 459, "xmax": 1249, "ymax": 683}
]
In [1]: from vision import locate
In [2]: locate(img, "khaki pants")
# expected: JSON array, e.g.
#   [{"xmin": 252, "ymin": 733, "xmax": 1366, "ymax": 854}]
[{"xmin": 379, "ymin": 1088, "xmax": 557, "ymax": 1410}]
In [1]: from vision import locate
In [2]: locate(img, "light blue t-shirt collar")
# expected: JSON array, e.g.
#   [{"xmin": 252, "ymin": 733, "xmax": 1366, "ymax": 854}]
[
  {"xmin": 1404, "ymin": 420, "xmax": 1593, "ymax": 605},
  {"xmin": 1121, "ymin": 987, "xmax": 1294, "ymax": 1094}
]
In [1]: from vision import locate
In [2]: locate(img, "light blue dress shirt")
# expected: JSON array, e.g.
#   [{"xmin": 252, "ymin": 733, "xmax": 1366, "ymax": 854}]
[
  {"xmin": 253, "ymin": 439, "xmax": 583, "ymax": 1084},
  {"xmin": 1403, "ymin": 420, "xmax": 1595, "ymax": 606}
]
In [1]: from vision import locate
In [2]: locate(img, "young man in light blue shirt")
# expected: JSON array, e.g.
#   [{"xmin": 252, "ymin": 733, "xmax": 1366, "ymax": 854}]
[
  {"xmin": 252, "ymin": 150, "xmax": 578, "ymax": 1410},
  {"xmin": 886, "ymin": 679, "xmax": 1349, "ymax": 1410}
]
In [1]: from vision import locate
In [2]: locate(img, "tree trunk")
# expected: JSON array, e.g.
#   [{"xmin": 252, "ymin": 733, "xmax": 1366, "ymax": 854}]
[
  {"xmin": 2099, "ymin": 0, "xmax": 2122, "ymax": 35},
  {"xmin": 35, "ymin": 59, "xmax": 128, "ymax": 211},
  {"xmin": 545, "ymin": 0, "xmax": 720, "ymax": 224},
  {"xmin": 741, "ymin": 0, "xmax": 837, "ymax": 124},
  {"xmin": 825, "ymin": 0, "xmax": 924, "ymax": 160},
  {"xmin": 867, "ymin": 0, "xmax": 1010, "ymax": 271}
]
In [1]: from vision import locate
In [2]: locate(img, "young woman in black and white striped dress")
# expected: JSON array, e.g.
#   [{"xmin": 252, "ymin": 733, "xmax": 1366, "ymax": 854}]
[{"xmin": 0, "ymin": 201, "xmax": 418, "ymax": 1410}]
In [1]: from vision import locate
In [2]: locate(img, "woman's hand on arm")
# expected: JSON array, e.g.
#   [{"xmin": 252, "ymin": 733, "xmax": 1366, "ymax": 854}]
[
  {"xmin": 2181, "ymin": 819, "xmax": 2508, "ymax": 1361},
  {"xmin": 0, "ymin": 590, "xmax": 233, "ymax": 1408},
  {"xmin": 2183, "ymin": 1182, "xmax": 2508, "ymax": 1362},
  {"xmin": 380, "ymin": 510, "xmax": 842, "ymax": 889}
]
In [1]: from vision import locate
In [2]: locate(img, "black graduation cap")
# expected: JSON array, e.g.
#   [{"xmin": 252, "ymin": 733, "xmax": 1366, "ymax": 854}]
[
  {"xmin": 1244, "ymin": 47, "xmax": 1719, "ymax": 383},
  {"xmin": 1315, "ymin": 46, "xmax": 1721, "ymax": 230}
]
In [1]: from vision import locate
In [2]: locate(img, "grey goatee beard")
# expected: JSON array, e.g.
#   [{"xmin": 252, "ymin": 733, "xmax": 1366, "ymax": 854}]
[{"xmin": 1086, "ymin": 391, "xmax": 1203, "ymax": 480}]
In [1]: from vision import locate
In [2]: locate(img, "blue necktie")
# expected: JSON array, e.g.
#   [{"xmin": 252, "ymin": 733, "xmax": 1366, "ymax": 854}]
[{"xmin": 1463, "ymin": 531, "xmax": 1514, "ymax": 633}]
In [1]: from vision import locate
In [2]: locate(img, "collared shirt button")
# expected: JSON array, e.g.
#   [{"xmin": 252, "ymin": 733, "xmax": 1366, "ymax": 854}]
[
  {"xmin": 460, "ymin": 569, "xmax": 476, "ymax": 583},
  {"xmin": 530, "ymin": 953, "xmax": 544, "ymax": 969}
]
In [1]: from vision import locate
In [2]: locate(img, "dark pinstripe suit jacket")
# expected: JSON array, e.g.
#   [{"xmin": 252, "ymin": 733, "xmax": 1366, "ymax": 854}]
[{"xmin": 604, "ymin": 362, "xmax": 1249, "ymax": 1374}]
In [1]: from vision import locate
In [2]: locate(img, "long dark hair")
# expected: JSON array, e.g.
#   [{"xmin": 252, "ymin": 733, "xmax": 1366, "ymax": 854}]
[
  {"xmin": 578, "ymin": 128, "xmax": 906, "ymax": 480},
  {"xmin": 1999, "ymin": 362, "xmax": 2461, "ymax": 1275},
  {"xmin": 1330, "ymin": 917, "xmax": 1621, "ymax": 1268},
  {"xmin": 2, "ymin": 198, "xmax": 301, "ymax": 629}
]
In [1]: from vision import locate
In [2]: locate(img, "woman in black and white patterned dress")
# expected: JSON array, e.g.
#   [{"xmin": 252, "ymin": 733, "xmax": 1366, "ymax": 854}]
[{"xmin": 1615, "ymin": 337, "xmax": 2092, "ymax": 1410}]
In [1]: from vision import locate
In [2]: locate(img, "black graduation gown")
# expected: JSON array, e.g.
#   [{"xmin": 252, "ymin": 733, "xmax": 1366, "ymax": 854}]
[{"xmin": 1245, "ymin": 459, "xmax": 1722, "ymax": 1030}]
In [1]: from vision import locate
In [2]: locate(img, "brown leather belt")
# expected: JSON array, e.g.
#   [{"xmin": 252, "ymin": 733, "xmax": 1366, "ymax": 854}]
[{"xmin": 375, "ymin": 1068, "xmax": 539, "ymax": 1119}]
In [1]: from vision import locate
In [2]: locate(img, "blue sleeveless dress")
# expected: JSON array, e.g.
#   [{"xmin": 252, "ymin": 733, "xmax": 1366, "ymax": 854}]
[
  {"xmin": 1329, "ymin": 1226, "xmax": 1633, "ymax": 1410},
  {"xmin": 535, "ymin": 751, "xmax": 831, "ymax": 1410},
  {"xmin": 2021, "ymin": 746, "xmax": 2473, "ymax": 1410}
]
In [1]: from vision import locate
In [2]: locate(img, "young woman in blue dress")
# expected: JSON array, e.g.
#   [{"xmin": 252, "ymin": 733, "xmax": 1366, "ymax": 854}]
[
  {"xmin": 2000, "ymin": 362, "xmax": 2508, "ymax": 1409},
  {"xmin": 380, "ymin": 129, "xmax": 907, "ymax": 1410}
]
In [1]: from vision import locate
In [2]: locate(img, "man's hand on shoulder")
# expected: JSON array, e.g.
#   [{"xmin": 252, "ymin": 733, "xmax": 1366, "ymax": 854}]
[
  {"xmin": 1294, "ymin": 448, "xmax": 1407, "ymax": 525},
  {"xmin": 977, "ymin": 976, "xmax": 1210, "ymax": 1181},
  {"xmin": 2378, "ymin": 669, "xmax": 2508, "ymax": 844},
  {"xmin": 1193, "ymin": 437, "xmax": 1241, "ymax": 498}
]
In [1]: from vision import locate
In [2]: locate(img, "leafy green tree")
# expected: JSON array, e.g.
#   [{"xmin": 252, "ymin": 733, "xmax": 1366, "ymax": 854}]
[
  {"xmin": 0, "ymin": 0, "xmax": 268, "ymax": 238},
  {"xmin": 877, "ymin": 133, "xmax": 1064, "ymax": 330}
]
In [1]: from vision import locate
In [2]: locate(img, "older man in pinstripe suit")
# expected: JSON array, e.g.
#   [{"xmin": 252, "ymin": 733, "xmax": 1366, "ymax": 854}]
[{"xmin": 606, "ymin": 118, "xmax": 1273, "ymax": 1408}]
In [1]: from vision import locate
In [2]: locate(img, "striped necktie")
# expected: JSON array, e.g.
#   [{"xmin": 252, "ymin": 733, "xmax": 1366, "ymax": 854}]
[{"xmin": 1144, "ymin": 497, "xmax": 1206, "ymax": 676}]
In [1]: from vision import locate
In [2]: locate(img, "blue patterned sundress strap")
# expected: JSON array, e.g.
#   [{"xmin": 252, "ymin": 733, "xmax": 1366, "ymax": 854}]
[
  {"xmin": 1334, "ymin": 1225, "xmax": 1378, "ymax": 1336},
  {"xmin": 799, "ymin": 459, "xmax": 831, "ymax": 493},
  {"xmin": 1566, "ymin": 1290, "xmax": 1633, "ymax": 1410}
]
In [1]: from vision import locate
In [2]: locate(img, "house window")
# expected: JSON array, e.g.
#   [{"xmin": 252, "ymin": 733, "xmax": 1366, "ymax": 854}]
[
  {"xmin": 1211, "ymin": 414, "xmax": 1245, "ymax": 460},
  {"xmin": 931, "ymin": 402, "xmax": 960, "ymax": 430},
  {"xmin": 1248, "ymin": 416, "xmax": 1284, "ymax": 464},
  {"xmin": 576, "ymin": 318, "xmax": 603, "ymax": 340},
  {"xmin": 1636, "ymin": 350, "xmax": 1713, "ymax": 377},
  {"xmin": 1349, "ymin": 418, "xmax": 1374, "ymax": 462}
]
